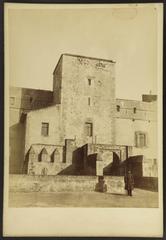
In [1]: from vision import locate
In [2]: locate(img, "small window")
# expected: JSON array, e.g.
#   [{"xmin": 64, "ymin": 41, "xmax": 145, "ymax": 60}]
[
  {"xmin": 88, "ymin": 97, "xmax": 91, "ymax": 106},
  {"xmin": 10, "ymin": 97, "xmax": 15, "ymax": 105},
  {"xmin": 117, "ymin": 105, "xmax": 120, "ymax": 112},
  {"xmin": 41, "ymin": 122, "xmax": 49, "ymax": 136},
  {"xmin": 135, "ymin": 132, "xmax": 147, "ymax": 148},
  {"xmin": 88, "ymin": 78, "xmax": 91, "ymax": 86},
  {"xmin": 85, "ymin": 122, "xmax": 93, "ymax": 137},
  {"xmin": 133, "ymin": 107, "xmax": 137, "ymax": 114}
]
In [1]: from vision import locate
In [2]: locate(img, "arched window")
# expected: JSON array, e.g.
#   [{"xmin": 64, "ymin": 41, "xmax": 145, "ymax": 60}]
[
  {"xmin": 39, "ymin": 148, "xmax": 50, "ymax": 162},
  {"xmin": 28, "ymin": 146, "xmax": 36, "ymax": 162},
  {"xmin": 51, "ymin": 149, "xmax": 60, "ymax": 163}
]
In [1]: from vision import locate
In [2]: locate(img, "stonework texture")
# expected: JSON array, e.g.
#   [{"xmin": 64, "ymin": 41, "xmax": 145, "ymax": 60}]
[{"xmin": 9, "ymin": 54, "xmax": 158, "ymax": 178}]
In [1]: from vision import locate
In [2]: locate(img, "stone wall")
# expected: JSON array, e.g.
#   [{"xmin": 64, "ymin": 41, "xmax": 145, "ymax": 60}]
[
  {"xmin": 26, "ymin": 144, "xmax": 66, "ymax": 175},
  {"xmin": 53, "ymin": 55, "xmax": 63, "ymax": 104},
  {"xmin": 9, "ymin": 110, "xmax": 26, "ymax": 173},
  {"xmin": 83, "ymin": 143, "xmax": 130, "ymax": 175},
  {"xmin": 116, "ymin": 98, "xmax": 157, "ymax": 121},
  {"xmin": 61, "ymin": 54, "xmax": 116, "ymax": 147},
  {"xmin": 134, "ymin": 176, "xmax": 158, "ymax": 192},
  {"xmin": 9, "ymin": 174, "xmax": 125, "ymax": 194},
  {"xmin": 115, "ymin": 118, "xmax": 157, "ymax": 160},
  {"xmin": 119, "ymin": 156, "xmax": 158, "ymax": 178},
  {"xmin": 9, "ymin": 87, "xmax": 53, "ymax": 174},
  {"xmin": 9, "ymin": 54, "xmax": 158, "ymax": 177},
  {"xmin": 10, "ymin": 86, "xmax": 53, "ymax": 111},
  {"xmin": 25, "ymin": 105, "xmax": 62, "ymax": 155}
]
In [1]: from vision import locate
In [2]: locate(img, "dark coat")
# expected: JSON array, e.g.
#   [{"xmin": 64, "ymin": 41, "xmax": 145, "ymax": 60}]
[{"xmin": 124, "ymin": 173, "xmax": 134, "ymax": 190}]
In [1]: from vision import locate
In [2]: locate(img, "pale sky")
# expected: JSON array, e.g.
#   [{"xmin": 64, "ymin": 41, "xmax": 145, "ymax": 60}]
[{"xmin": 7, "ymin": 4, "xmax": 159, "ymax": 100}]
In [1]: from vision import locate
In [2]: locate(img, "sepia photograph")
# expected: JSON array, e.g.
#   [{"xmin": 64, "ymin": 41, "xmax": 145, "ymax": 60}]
[{"xmin": 3, "ymin": 2, "xmax": 163, "ymax": 237}]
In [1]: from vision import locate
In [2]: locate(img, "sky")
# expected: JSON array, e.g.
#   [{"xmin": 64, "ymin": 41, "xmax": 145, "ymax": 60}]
[{"xmin": 7, "ymin": 4, "xmax": 159, "ymax": 100}]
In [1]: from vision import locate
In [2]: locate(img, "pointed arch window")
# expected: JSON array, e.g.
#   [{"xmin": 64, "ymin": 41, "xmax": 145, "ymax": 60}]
[
  {"xmin": 39, "ymin": 148, "xmax": 50, "ymax": 162},
  {"xmin": 28, "ymin": 146, "xmax": 36, "ymax": 161},
  {"xmin": 51, "ymin": 149, "xmax": 60, "ymax": 163}
]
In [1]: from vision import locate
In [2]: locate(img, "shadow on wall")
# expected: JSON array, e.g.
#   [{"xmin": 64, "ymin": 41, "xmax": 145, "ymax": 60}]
[
  {"xmin": 104, "ymin": 152, "xmax": 121, "ymax": 176},
  {"xmin": 10, "ymin": 123, "xmax": 25, "ymax": 174},
  {"xmin": 119, "ymin": 155, "xmax": 158, "ymax": 192},
  {"xmin": 59, "ymin": 151, "xmax": 122, "ymax": 176},
  {"xmin": 119, "ymin": 155, "xmax": 143, "ymax": 177},
  {"xmin": 22, "ymin": 152, "xmax": 29, "ymax": 174},
  {"xmin": 84, "ymin": 153, "xmax": 97, "ymax": 175},
  {"xmin": 58, "ymin": 147, "xmax": 85, "ymax": 175},
  {"xmin": 134, "ymin": 176, "xmax": 158, "ymax": 192}
]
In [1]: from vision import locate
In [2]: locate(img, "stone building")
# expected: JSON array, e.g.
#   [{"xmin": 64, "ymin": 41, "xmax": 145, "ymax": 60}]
[{"xmin": 9, "ymin": 54, "xmax": 158, "ymax": 178}]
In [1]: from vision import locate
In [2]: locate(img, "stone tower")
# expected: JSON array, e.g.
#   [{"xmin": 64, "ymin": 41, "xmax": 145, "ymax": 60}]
[{"xmin": 53, "ymin": 54, "xmax": 116, "ymax": 147}]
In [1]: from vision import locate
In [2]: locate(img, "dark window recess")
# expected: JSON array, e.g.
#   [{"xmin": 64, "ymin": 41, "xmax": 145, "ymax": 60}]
[
  {"xmin": 85, "ymin": 122, "xmax": 93, "ymax": 137},
  {"xmin": 41, "ymin": 122, "xmax": 49, "ymax": 136},
  {"xmin": 117, "ymin": 105, "xmax": 120, "ymax": 112},
  {"xmin": 88, "ymin": 97, "xmax": 91, "ymax": 106},
  {"xmin": 133, "ymin": 107, "xmax": 137, "ymax": 114},
  {"xmin": 88, "ymin": 78, "xmax": 91, "ymax": 86}
]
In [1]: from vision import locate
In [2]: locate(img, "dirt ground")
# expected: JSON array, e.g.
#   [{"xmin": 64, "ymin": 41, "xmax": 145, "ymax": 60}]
[{"xmin": 9, "ymin": 188, "xmax": 158, "ymax": 208}]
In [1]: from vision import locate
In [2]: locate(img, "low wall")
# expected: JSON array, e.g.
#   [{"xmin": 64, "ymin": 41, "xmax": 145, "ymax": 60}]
[{"xmin": 9, "ymin": 174, "xmax": 125, "ymax": 194}]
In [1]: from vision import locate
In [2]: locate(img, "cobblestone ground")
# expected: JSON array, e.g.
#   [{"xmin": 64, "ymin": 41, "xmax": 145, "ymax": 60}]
[{"xmin": 9, "ymin": 188, "xmax": 158, "ymax": 208}]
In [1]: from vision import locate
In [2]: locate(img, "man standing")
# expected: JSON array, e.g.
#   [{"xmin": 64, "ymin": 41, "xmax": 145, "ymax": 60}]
[{"xmin": 124, "ymin": 170, "xmax": 134, "ymax": 196}]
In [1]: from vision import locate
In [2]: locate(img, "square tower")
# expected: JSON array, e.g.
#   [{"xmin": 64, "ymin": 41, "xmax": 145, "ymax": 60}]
[{"xmin": 53, "ymin": 54, "xmax": 116, "ymax": 146}]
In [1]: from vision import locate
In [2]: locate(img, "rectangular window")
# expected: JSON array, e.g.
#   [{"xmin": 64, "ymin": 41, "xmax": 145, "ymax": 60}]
[
  {"xmin": 117, "ymin": 105, "xmax": 120, "ymax": 112},
  {"xmin": 10, "ymin": 97, "xmax": 15, "ymax": 105},
  {"xmin": 88, "ymin": 97, "xmax": 91, "ymax": 106},
  {"xmin": 41, "ymin": 122, "xmax": 49, "ymax": 136},
  {"xmin": 135, "ymin": 132, "xmax": 147, "ymax": 148},
  {"xmin": 88, "ymin": 78, "xmax": 91, "ymax": 86},
  {"xmin": 85, "ymin": 122, "xmax": 93, "ymax": 137}
]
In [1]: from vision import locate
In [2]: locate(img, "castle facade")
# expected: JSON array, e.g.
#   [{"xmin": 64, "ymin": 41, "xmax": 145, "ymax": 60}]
[{"xmin": 9, "ymin": 54, "xmax": 157, "ymax": 177}]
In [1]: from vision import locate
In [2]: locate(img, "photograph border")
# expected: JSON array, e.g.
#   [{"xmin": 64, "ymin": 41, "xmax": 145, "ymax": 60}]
[{"xmin": 1, "ymin": 0, "xmax": 165, "ymax": 238}]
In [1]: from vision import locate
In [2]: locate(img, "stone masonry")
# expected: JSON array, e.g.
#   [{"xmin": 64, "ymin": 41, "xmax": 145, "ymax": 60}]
[{"xmin": 9, "ymin": 54, "xmax": 158, "ymax": 177}]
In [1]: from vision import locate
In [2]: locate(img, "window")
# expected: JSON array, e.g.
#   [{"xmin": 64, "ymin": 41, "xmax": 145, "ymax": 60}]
[
  {"xmin": 39, "ymin": 148, "xmax": 50, "ymax": 162},
  {"xmin": 88, "ymin": 78, "xmax": 91, "ymax": 86},
  {"xmin": 85, "ymin": 122, "xmax": 93, "ymax": 137},
  {"xmin": 88, "ymin": 97, "xmax": 91, "ymax": 106},
  {"xmin": 51, "ymin": 149, "xmax": 60, "ymax": 163},
  {"xmin": 41, "ymin": 122, "xmax": 49, "ymax": 136},
  {"xmin": 133, "ymin": 107, "xmax": 137, "ymax": 114},
  {"xmin": 117, "ymin": 105, "xmax": 120, "ymax": 112},
  {"xmin": 10, "ymin": 97, "xmax": 15, "ymax": 105},
  {"xmin": 135, "ymin": 132, "xmax": 147, "ymax": 148}
]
